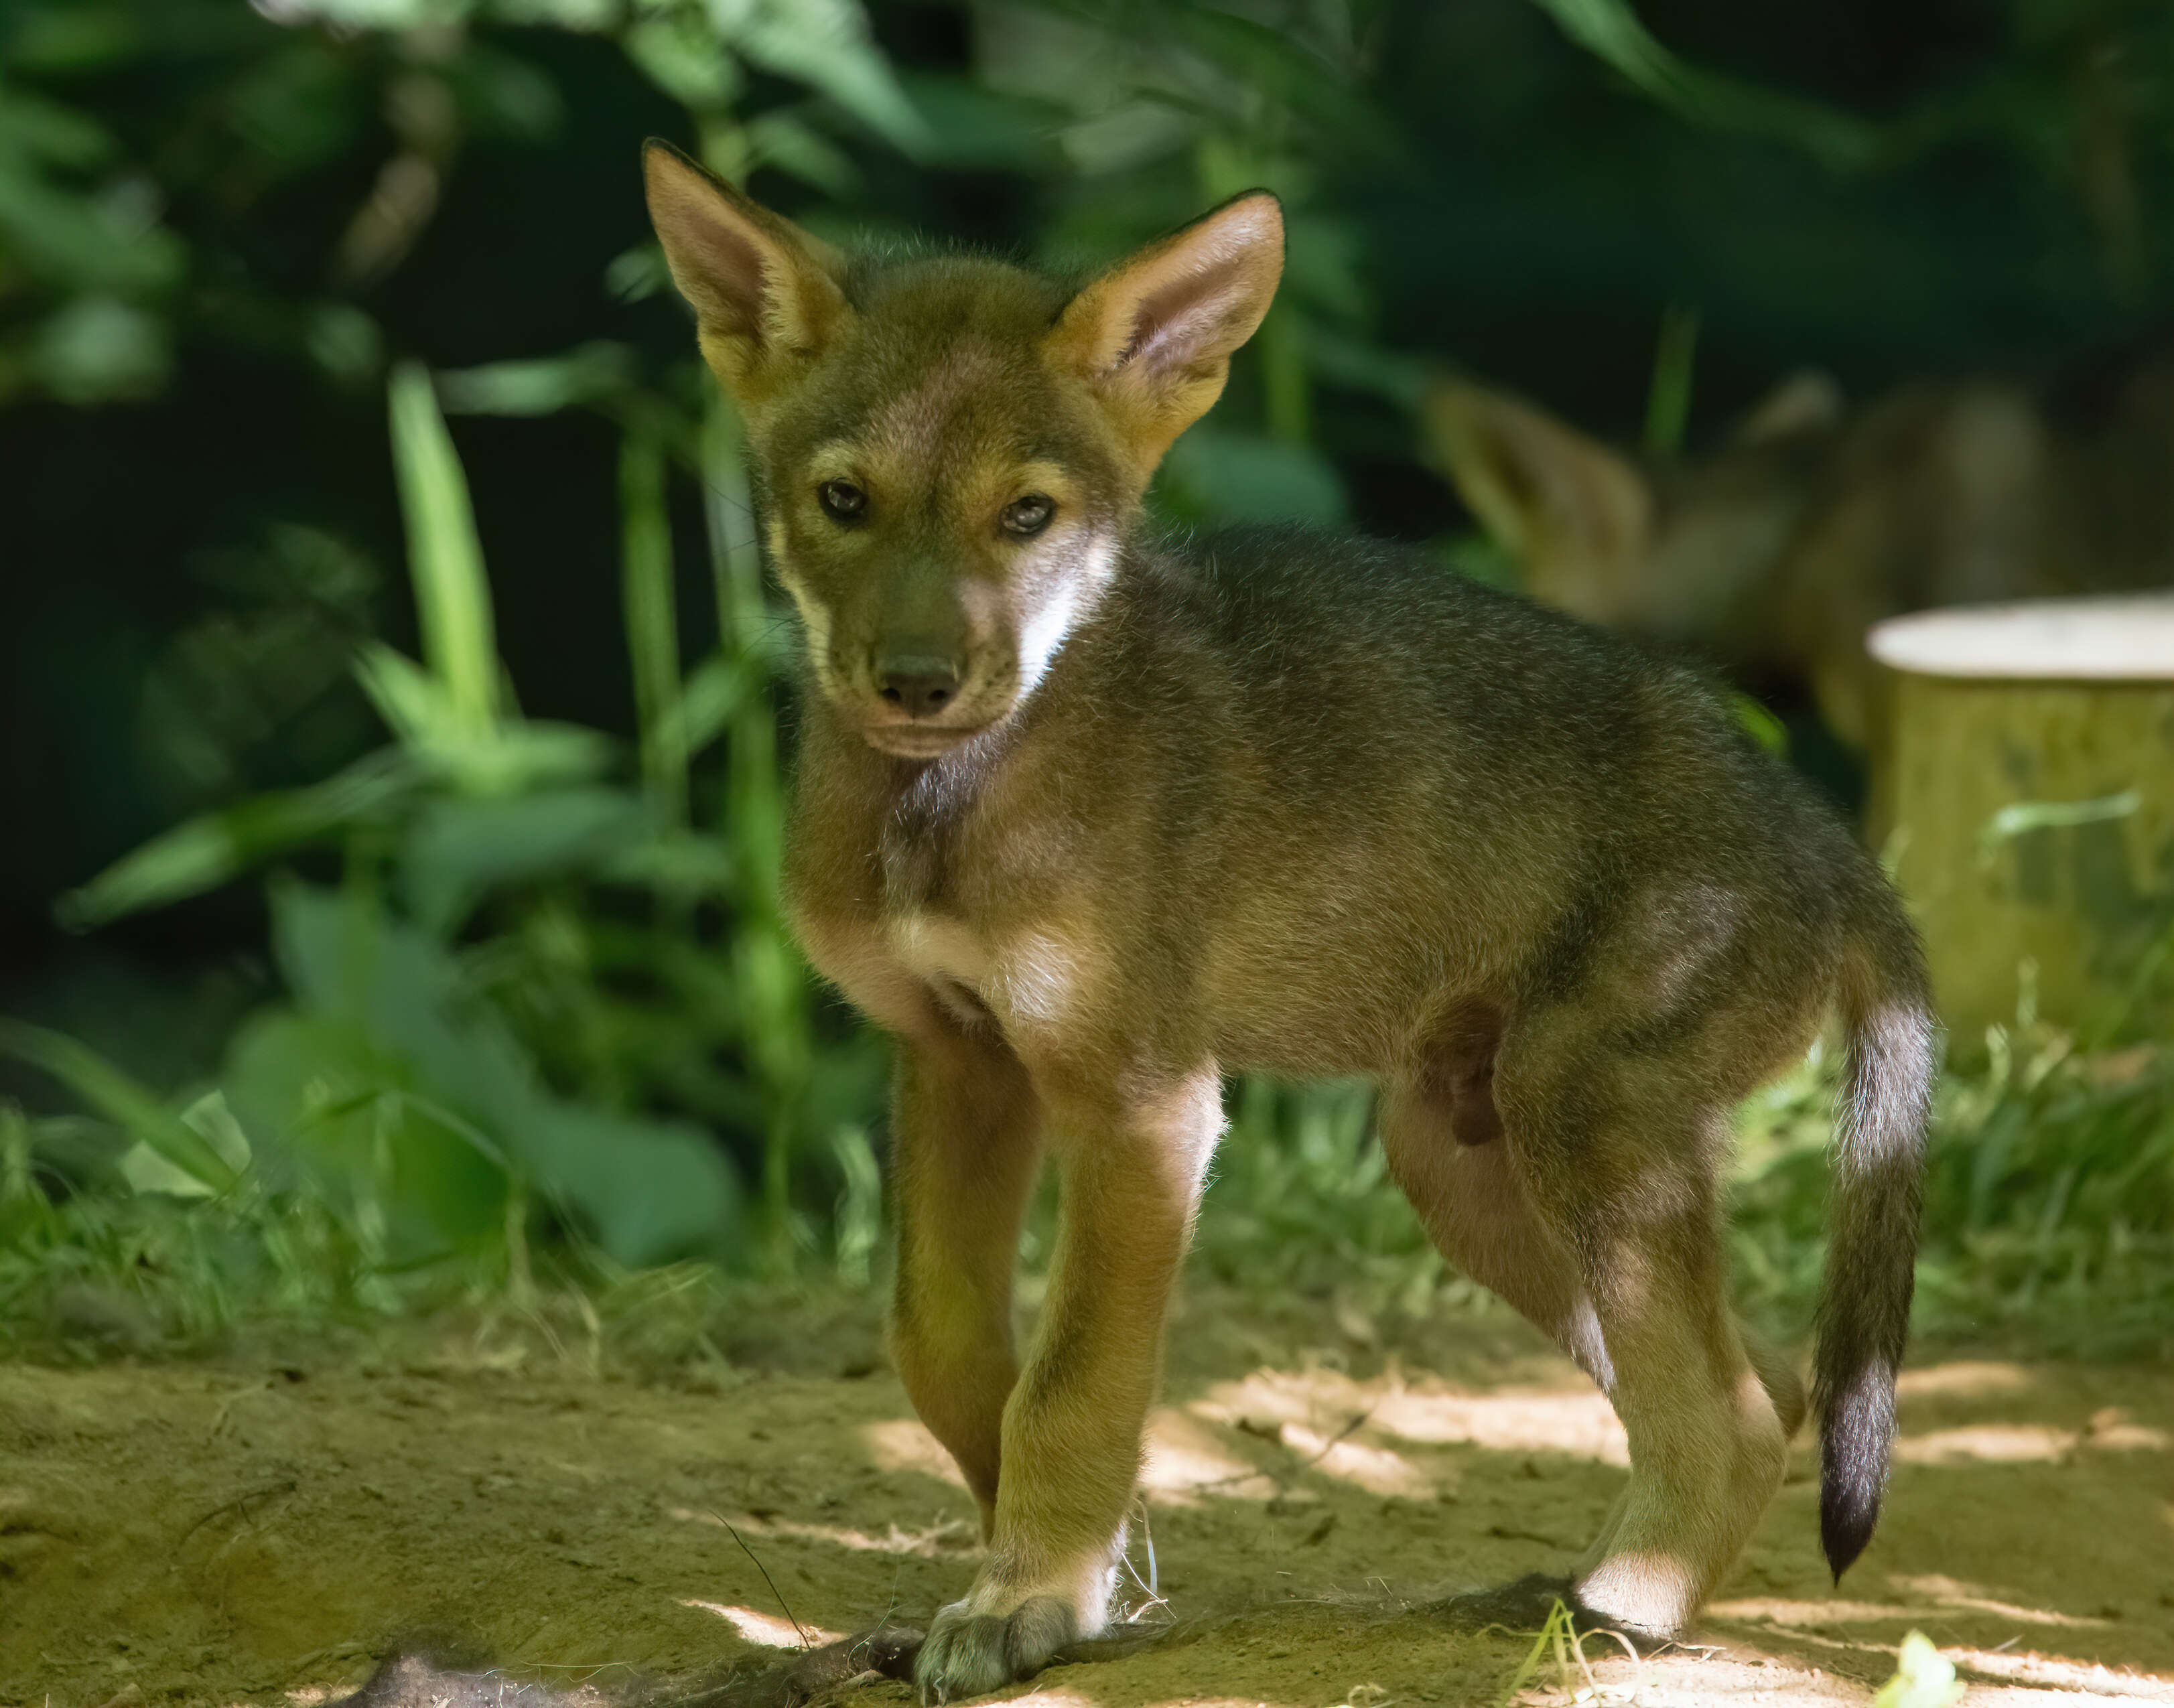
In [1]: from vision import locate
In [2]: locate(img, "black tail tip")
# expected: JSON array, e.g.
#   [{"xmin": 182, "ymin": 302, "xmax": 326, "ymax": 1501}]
[{"xmin": 1820, "ymin": 1482, "xmax": 1881, "ymax": 1581}]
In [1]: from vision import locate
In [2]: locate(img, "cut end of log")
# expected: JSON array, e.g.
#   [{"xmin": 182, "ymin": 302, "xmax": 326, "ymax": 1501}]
[{"xmin": 1867, "ymin": 593, "xmax": 2174, "ymax": 681}]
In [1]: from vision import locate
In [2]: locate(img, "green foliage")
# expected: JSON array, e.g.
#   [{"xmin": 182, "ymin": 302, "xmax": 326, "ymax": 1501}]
[
  {"xmin": 1528, "ymin": 0, "xmax": 1881, "ymax": 171},
  {"xmin": 1733, "ymin": 1029, "xmax": 2174, "ymax": 1352},
  {"xmin": 1193, "ymin": 1078, "xmax": 1495, "ymax": 1323},
  {"xmin": 1872, "ymin": 1632, "xmax": 1965, "ymax": 1708},
  {"xmin": 0, "ymin": 1021, "xmax": 241, "ymax": 1195},
  {"xmin": 21, "ymin": 358, "xmax": 882, "ymax": 1320}
]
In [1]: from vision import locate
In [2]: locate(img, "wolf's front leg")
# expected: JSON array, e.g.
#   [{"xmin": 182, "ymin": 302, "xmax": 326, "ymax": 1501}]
[
  {"xmin": 914, "ymin": 1069, "xmax": 1221, "ymax": 1703},
  {"xmin": 889, "ymin": 1024, "xmax": 1045, "ymax": 1533}
]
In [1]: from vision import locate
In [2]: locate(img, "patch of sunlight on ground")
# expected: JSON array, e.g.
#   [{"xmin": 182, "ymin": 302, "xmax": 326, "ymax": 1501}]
[
  {"xmin": 1191, "ymin": 1366, "xmax": 1628, "ymax": 1467},
  {"xmin": 681, "ymin": 1600, "xmax": 843, "ymax": 1646},
  {"xmin": 1010, "ymin": 1697, "xmax": 1286, "ymax": 1708},
  {"xmin": 2082, "ymin": 1409, "xmax": 2171, "ymax": 1451},
  {"xmin": 1952, "ymin": 1646, "xmax": 2174, "ymax": 1699},
  {"xmin": 1893, "ymin": 1423, "xmax": 2082, "ymax": 1463},
  {"xmin": 861, "ymin": 1417, "xmax": 967, "ymax": 1486},
  {"xmin": 1141, "ymin": 1408, "xmax": 1278, "ymax": 1503},
  {"xmin": 1894, "ymin": 1361, "xmax": 2031, "ymax": 1397},
  {"xmin": 1708, "ymin": 1597, "xmax": 1933, "ymax": 1624},
  {"xmin": 1273, "ymin": 1420, "xmax": 1437, "ymax": 1496},
  {"xmin": 1893, "ymin": 1413, "xmax": 2169, "ymax": 1464},
  {"xmin": 667, "ymin": 1504, "xmax": 978, "ymax": 1558},
  {"xmin": 1891, "ymin": 1575, "xmax": 2116, "ymax": 1628}
]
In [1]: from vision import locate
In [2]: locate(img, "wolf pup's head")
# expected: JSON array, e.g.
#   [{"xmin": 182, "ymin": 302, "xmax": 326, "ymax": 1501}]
[{"xmin": 644, "ymin": 141, "xmax": 1282, "ymax": 758}]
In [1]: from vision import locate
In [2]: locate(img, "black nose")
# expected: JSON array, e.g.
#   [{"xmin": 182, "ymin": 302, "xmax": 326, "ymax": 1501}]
[{"xmin": 875, "ymin": 653, "xmax": 961, "ymax": 719}]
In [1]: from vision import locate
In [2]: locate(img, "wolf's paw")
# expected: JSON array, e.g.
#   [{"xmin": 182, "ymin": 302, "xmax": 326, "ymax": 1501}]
[
  {"xmin": 1433, "ymin": 1571, "xmax": 1667, "ymax": 1644},
  {"xmin": 913, "ymin": 1594, "xmax": 1075, "ymax": 1703},
  {"xmin": 1432, "ymin": 1570, "xmax": 1578, "ymax": 1634}
]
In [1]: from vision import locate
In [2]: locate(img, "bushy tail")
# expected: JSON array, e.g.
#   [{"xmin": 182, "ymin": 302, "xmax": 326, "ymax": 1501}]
[{"xmin": 1814, "ymin": 903, "xmax": 1939, "ymax": 1582}]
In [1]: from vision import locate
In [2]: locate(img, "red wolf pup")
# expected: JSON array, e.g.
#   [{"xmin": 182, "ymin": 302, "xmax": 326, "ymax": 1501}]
[{"xmin": 645, "ymin": 142, "xmax": 1938, "ymax": 1701}]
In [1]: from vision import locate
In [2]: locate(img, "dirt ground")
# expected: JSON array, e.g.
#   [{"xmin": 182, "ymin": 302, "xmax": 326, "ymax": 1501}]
[{"xmin": 3, "ymin": 1291, "xmax": 2171, "ymax": 1708}]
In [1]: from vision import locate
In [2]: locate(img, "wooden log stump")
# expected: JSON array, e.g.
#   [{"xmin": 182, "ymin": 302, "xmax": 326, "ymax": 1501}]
[{"xmin": 1868, "ymin": 594, "xmax": 2174, "ymax": 1055}]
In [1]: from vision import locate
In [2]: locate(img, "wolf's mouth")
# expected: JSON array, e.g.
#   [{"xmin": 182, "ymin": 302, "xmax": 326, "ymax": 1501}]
[{"xmin": 861, "ymin": 722, "xmax": 992, "ymax": 759}]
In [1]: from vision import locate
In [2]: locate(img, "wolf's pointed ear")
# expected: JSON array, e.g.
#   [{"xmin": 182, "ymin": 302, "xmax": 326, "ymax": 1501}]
[
  {"xmin": 643, "ymin": 139, "xmax": 849, "ymax": 411},
  {"xmin": 1424, "ymin": 377, "xmax": 1650, "ymax": 574},
  {"xmin": 1732, "ymin": 369, "xmax": 1844, "ymax": 446},
  {"xmin": 1050, "ymin": 192, "xmax": 1284, "ymax": 471}
]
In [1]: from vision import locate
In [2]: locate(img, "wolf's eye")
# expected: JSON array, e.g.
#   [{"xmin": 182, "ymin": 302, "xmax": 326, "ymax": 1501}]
[
  {"xmin": 818, "ymin": 480, "xmax": 867, "ymax": 523},
  {"xmin": 1001, "ymin": 494, "xmax": 1055, "ymax": 537}
]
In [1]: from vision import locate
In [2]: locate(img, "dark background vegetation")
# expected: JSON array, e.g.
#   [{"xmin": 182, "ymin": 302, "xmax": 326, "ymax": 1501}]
[{"xmin": 3, "ymin": 0, "xmax": 2169, "ymax": 1347}]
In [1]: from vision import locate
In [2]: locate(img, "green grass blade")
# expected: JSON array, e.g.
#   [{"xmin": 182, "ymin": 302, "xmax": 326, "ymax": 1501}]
[
  {"xmin": 0, "ymin": 1020, "xmax": 241, "ymax": 1193},
  {"xmin": 1643, "ymin": 303, "xmax": 1699, "ymax": 457},
  {"xmin": 1528, "ymin": 0, "xmax": 1880, "ymax": 171},
  {"xmin": 1732, "ymin": 693, "xmax": 1787, "ymax": 757},
  {"xmin": 620, "ymin": 429, "xmax": 688, "ymax": 827},
  {"xmin": 56, "ymin": 748, "xmax": 418, "ymax": 931},
  {"xmin": 388, "ymin": 361, "xmax": 502, "ymax": 739}
]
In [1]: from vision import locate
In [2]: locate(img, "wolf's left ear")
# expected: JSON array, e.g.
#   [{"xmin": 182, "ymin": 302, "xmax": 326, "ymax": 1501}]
[
  {"xmin": 1050, "ymin": 192, "xmax": 1284, "ymax": 471},
  {"xmin": 643, "ymin": 139, "xmax": 849, "ymax": 413}
]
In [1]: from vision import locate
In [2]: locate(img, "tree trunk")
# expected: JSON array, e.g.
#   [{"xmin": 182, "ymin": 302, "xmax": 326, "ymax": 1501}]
[{"xmin": 1869, "ymin": 595, "xmax": 2174, "ymax": 1056}]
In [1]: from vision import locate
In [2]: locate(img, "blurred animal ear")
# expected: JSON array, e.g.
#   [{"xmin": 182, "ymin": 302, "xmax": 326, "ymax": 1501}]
[
  {"xmin": 643, "ymin": 139, "xmax": 850, "ymax": 411},
  {"xmin": 1732, "ymin": 369, "xmax": 1845, "ymax": 445},
  {"xmin": 1048, "ymin": 192, "xmax": 1284, "ymax": 473},
  {"xmin": 1424, "ymin": 377, "xmax": 1650, "ymax": 571}
]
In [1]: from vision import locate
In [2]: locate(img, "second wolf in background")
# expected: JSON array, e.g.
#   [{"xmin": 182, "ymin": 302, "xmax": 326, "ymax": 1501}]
[{"xmin": 1426, "ymin": 350, "xmax": 2174, "ymax": 754}]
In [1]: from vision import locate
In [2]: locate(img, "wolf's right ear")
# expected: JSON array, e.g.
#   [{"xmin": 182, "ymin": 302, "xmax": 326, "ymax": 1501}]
[
  {"xmin": 1731, "ymin": 369, "xmax": 1844, "ymax": 446},
  {"xmin": 643, "ymin": 140, "xmax": 849, "ymax": 411},
  {"xmin": 1049, "ymin": 192, "xmax": 1284, "ymax": 474},
  {"xmin": 1423, "ymin": 378, "xmax": 1649, "ymax": 576}
]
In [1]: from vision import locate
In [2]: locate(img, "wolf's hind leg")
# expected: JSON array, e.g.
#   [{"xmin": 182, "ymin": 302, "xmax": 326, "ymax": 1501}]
[
  {"xmin": 1381, "ymin": 1070, "xmax": 1631, "ymax": 1611},
  {"xmin": 1378, "ymin": 1074, "xmax": 1611, "ymax": 1385},
  {"xmin": 888, "ymin": 1021, "xmax": 1044, "ymax": 1535},
  {"xmin": 1494, "ymin": 1034, "xmax": 1790, "ymax": 1639}
]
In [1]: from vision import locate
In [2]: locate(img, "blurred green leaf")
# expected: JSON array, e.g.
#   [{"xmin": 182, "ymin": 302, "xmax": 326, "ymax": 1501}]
[
  {"xmin": 597, "ymin": 828, "xmax": 737, "ymax": 898},
  {"xmin": 1872, "ymin": 1632, "xmax": 1965, "ymax": 1708},
  {"xmin": 119, "ymin": 1090, "xmax": 253, "ymax": 1199},
  {"xmin": 1526, "ymin": 0, "xmax": 1881, "ymax": 171},
  {"xmin": 222, "ymin": 1007, "xmax": 511, "ymax": 1263},
  {"xmin": 0, "ymin": 1021, "xmax": 241, "ymax": 1194},
  {"xmin": 448, "ymin": 45, "xmax": 564, "ymax": 140},
  {"xmin": 28, "ymin": 293, "xmax": 169, "ymax": 401},
  {"xmin": 224, "ymin": 42, "xmax": 365, "ymax": 178},
  {"xmin": 401, "ymin": 787, "xmax": 655, "ymax": 934},
  {"xmin": 1733, "ymin": 694, "xmax": 1788, "ymax": 758},
  {"xmin": 435, "ymin": 342, "xmax": 635, "ymax": 417},
  {"xmin": 265, "ymin": 882, "xmax": 744, "ymax": 1265},
  {"xmin": 1976, "ymin": 790, "xmax": 2139, "ymax": 869},
  {"xmin": 658, "ymin": 651, "xmax": 757, "ymax": 760},
  {"xmin": 620, "ymin": 430, "xmax": 688, "ymax": 825},
  {"xmin": 1643, "ymin": 303, "xmax": 1700, "ymax": 457},
  {"xmin": 0, "ymin": 81, "xmax": 113, "ymax": 168},
  {"xmin": 387, "ymin": 362, "xmax": 502, "ymax": 739},
  {"xmin": 742, "ymin": 109, "xmax": 860, "ymax": 194},
  {"xmin": 896, "ymin": 72, "xmax": 1064, "ymax": 172},
  {"xmin": 58, "ymin": 748, "xmax": 421, "ymax": 930},
  {"xmin": 1160, "ymin": 425, "xmax": 1348, "ymax": 524},
  {"xmin": 3, "ymin": 5, "xmax": 145, "ymax": 73},
  {"xmin": 604, "ymin": 244, "xmax": 671, "ymax": 303},
  {"xmin": 624, "ymin": 10, "xmax": 745, "ymax": 111},
  {"xmin": 720, "ymin": 0, "xmax": 930, "ymax": 155}
]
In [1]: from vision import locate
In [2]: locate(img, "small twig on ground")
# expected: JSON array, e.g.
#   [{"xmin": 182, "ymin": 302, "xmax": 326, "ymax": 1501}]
[
  {"xmin": 171, "ymin": 1478, "xmax": 299, "ymax": 1555},
  {"xmin": 1300, "ymin": 1406, "xmax": 1378, "ymax": 1470},
  {"xmin": 714, "ymin": 1512, "xmax": 813, "ymax": 1650}
]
